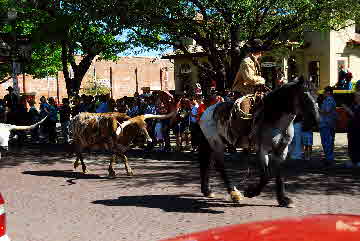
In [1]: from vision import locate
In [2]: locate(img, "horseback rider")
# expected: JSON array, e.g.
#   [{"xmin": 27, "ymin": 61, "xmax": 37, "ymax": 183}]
[
  {"xmin": 232, "ymin": 39, "xmax": 271, "ymax": 153},
  {"xmin": 232, "ymin": 39, "xmax": 269, "ymax": 96}
]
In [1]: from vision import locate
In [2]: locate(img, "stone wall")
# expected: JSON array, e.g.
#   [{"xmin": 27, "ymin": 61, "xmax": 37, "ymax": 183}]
[{"xmin": 0, "ymin": 56, "xmax": 175, "ymax": 103}]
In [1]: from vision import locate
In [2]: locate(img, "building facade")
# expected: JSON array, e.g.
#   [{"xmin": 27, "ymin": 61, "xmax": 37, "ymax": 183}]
[
  {"xmin": 163, "ymin": 23, "xmax": 360, "ymax": 92},
  {"xmin": 0, "ymin": 56, "xmax": 175, "ymax": 102},
  {"xmin": 294, "ymin": 24, "xmax": 360, "ymax": 89}
]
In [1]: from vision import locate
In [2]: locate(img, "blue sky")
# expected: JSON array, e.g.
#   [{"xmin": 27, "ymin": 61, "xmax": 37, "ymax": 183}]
[
  {"xmin": 116, "ymin": 30, "xmax": 173, "ymax": 57},
  {"xmin": 119, "ymin": 47, "xmax": 173, "ymax": 57}
]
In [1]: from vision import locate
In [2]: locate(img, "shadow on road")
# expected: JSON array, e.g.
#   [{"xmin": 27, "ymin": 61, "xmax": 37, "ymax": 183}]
[
  {"xmin": 3, "ymin": 143, "xmax": 360, "ymax": 200},
  {"xmin": 92, "ymin": 194, "xmax": 276, "ymax": 213},
  {"xmin": 22, "ymin": 170, "xmax": 108, "ymax": 185}
]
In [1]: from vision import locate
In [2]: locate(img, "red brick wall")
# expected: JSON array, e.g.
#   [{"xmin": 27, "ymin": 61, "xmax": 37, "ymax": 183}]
[{"xmin": 0, "ymin": 56, "xmax": 174, "ymax": 103}]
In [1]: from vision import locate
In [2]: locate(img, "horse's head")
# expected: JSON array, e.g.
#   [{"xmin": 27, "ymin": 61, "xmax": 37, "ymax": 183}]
[
  {"xmin": 262, "ymin": 77, "xmax": 319, "ymax": 127},
  {"xmin": 292, "ymin": 78, "xmax": 320, "ymax": 128}
]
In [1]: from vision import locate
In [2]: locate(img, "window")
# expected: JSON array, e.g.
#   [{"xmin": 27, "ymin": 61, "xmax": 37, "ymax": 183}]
[
  {"xmin": 308, "ymin": 61, "xmax": 320, "ymax": 88},
  {"xmin": 356, "ymin": 24, "xmax": 360, "ymax": 34}
]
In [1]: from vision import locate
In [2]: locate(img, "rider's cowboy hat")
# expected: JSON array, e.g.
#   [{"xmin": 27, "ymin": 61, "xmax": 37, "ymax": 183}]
[{"xmin": 247, "ymin": 39, "xmax": 270, "ymax": 53}]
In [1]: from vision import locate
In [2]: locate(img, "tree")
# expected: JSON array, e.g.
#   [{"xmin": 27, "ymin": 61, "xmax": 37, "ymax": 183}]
[
  {"xmin": 0, "ymin": 1, "xmax": 63, "ymax": 82},
  {"xmin": 127, "ymin": 0, "xmax": 360, "ymax": 90},
  {"xmin": 21, "ymin": 0, "xmax": 130, "ymax": 97}
]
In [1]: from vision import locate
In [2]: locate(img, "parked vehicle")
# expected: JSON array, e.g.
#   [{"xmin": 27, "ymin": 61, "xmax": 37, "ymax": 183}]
[{"xmin": 0, "ymin": 193, "xmax": 10, "ymax": 241}]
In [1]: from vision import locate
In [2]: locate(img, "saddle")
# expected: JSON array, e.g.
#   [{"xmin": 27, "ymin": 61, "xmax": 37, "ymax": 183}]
[{"xmin": 238, "ymin": 93, "xmax": 267, "ymax": 120}]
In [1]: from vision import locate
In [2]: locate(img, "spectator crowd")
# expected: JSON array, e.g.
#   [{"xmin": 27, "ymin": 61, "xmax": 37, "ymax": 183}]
[{"xmin": 0, "ymin": 74, "xmax": 360, "ymax": 168}]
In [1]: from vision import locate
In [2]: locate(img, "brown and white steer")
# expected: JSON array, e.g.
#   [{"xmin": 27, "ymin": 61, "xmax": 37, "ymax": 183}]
[{"xmin": 70, "ymin": 112, "xmax": 175, "ymax": 177}]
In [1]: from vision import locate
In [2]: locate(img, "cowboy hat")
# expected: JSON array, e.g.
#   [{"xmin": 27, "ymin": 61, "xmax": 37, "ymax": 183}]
[{"xmin": 247, "ymin": 39, "xmax": 270, "ymax": 53}]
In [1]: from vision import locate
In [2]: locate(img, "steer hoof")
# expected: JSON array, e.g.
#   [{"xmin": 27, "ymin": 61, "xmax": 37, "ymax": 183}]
[
  {"xmin": 126, "ymin": 170, "xmax": 134, "ymax": 176},
  {"xmin": 74, "ymin": 162, "xmax": 80, "ymax": 170},
  {"xmin": 230, "ymin": 187, "xmax": 243, "ymax": 203},
  {"xmin": 108, "ymin": 170, "xmax": 116, "ymax": 178}
]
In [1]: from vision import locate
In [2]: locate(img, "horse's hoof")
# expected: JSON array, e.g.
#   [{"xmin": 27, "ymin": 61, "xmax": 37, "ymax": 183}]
[
  {"xmin": 286, "ymin": 203, "xmax": 296, "ymax": 208},
  {"xmin": 278, "ymin": 197, "xmax": 295, "ymax": 208},
  {"xmin": 230, "ymin": 188, "xmax": 243, "ymax": 203},
  {"xmin": 203, "ymin": 191, "xmax": 216, "ymax": 198}
]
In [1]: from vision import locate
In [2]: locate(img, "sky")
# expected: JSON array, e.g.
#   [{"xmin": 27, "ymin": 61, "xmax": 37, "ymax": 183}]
[
  {"xmin": 119, "ymin": 47, "xmax": 173, "ymax": 57},
  {"xmin": 116, "ymin": 30, "xmax": 173, "ymax": 57}
]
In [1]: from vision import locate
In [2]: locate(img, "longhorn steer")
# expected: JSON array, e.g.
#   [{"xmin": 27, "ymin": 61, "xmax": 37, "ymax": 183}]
[
  {"xmin": 0, "ymin": 117, "xmax": 47, "ymax": 158},
  {"xmin": 71, "ymin": 112, "xmax": 176, "ymax": 177}
]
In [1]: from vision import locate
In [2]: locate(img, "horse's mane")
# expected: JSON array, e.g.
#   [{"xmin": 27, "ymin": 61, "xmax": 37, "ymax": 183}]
[{"xmin": 261, "ymin": 81, "xmax": 302, "ymax": 123}]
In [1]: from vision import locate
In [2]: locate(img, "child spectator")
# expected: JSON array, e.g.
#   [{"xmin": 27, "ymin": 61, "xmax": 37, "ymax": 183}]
[
  {"xmin": 302, "ymin": 117, "xmax": 314, "ymax": 161},
  {"xmin": 60, "ymin": 98, "xmax": 72, "ymax": 144},
  {"xmin": 289, "ymin": 115, "xmax": 303, "ymax": 160}
]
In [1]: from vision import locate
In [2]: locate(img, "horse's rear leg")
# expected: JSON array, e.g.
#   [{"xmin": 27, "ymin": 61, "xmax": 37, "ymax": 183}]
[
  {"xmin": 199, "ymin": 134, "xmax": 214, "ymax": 198},
  {"xmin": 244, "ymin": 150, "xmax": 270, "ymax": 198}
]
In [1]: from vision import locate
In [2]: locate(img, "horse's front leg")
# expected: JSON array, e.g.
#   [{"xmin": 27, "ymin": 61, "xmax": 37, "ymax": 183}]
[
  {"xmin": 272, "ymin": 127, "xmax": 295, "ymax": 208},
  {"xmin": 213, "ymin": 151, "xmax": 243, "ymax": 203},
  {"xmin": 199, "ymin": 143, "xmax": 214, "ymax": 198},
  {"xmin": 244, "ymin": 148, "xmax": 270, "ymax": 198}
]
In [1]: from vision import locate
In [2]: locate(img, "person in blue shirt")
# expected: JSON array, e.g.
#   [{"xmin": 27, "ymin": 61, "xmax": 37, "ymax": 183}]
[
  {"xmin": 47, "ymin": 97, "xmax": 58, "ymax": 144},
  {"xmin": 95, "ymin": 95, "xmax": 110, "ymax": 113},
  {"xmin": 319, "ymin": 86, "xmax": 338, "ymax": 166}
]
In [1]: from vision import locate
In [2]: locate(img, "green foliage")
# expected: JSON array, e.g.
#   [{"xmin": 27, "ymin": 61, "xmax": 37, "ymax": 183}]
[
  {"xmin": 25, "ymin": 43, "xmax": 63, "ymax": 78},
  {"xmin": 126, "ymin": 0, "xmax": 360, "ymax": 88},
  {"xmin": 81, "ymin": 78, "xmax": 111, "ymax": 96}
]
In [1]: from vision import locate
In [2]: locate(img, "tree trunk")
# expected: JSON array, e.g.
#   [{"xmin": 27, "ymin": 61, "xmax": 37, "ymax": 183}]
[{"xmin": 61, "ymin": 40, "xmax": 96, "ymax": 97}]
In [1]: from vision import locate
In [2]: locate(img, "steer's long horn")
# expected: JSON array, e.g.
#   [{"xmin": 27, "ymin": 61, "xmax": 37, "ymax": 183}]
[
  {"xmin": 10, "ymin": 116, "xmax": 48, "ymax": 131},
  {"xmin": 143, "ymin": 111, "xmax": 176, "ymax": 120}
]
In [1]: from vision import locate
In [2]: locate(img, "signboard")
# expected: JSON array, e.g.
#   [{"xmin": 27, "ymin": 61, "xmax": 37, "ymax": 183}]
[{"xmin": 261, "ymin": 62, "xmax": 277, "ymax": 68}]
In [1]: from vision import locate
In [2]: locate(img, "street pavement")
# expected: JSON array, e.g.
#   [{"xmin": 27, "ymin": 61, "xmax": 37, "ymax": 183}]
[{"xmin": 1, "ymin": 132, "xmax": 360, "ymax": 241}]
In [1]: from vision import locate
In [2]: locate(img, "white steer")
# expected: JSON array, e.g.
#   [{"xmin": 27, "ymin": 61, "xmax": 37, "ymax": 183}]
[{"xmin": 0, "ymin": 117, "xmax": 47, "ymax": 157}]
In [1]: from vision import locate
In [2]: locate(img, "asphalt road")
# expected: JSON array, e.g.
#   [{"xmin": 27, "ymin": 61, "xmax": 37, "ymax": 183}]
[{"xmin": 1, "ymin": 133, "xmax": 360, "ymax": 241}]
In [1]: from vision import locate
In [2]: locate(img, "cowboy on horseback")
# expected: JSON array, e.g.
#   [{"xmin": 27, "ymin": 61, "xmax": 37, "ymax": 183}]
[{"xmin": 231, "ymin": 39, "xmax": 271, "ymax": 152}]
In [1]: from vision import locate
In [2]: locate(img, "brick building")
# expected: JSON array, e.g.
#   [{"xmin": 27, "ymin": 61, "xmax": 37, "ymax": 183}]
[{"xmin": 0, "ymin": 56, "xmax": 175, "ymax": 103}]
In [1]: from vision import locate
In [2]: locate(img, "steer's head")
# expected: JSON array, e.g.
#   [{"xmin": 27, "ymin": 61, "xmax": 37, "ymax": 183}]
[
  {"xmin": 116, "ymin": 117, "xmax": 152, "ymax": 143},
  {"xmin": 116, "ymin": 112, "xmax": 177, "ymax": 145}
]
